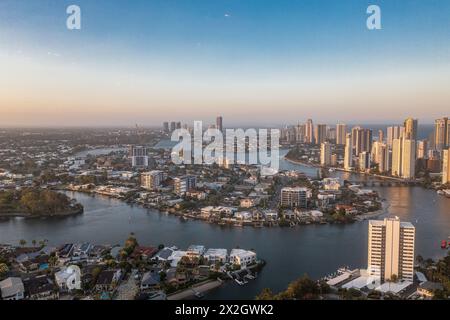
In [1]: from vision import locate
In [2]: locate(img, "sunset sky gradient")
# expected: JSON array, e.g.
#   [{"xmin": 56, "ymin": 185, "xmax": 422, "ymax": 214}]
[{"xmin": 0, "ymin": 0, "xmax": 449, "ymax": 127}]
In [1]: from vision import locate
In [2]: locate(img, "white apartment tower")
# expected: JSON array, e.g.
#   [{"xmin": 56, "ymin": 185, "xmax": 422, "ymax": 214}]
[
  {"xmin": 336, "ymin": 123, "xmax": 347, "ymax": 145},
  {"xmin": 368, "ymin": 217, "xmax": 415, "ymax": 282},
  {"xmin": 320, "ymin": 142, "xmax": 332, "ymax": 166},
  {"xmin": 443, "ymin": 148, "xmax": 450, "ymax": 184},
  {"xmin": 344, "ymin": 133, "xmax": 353, "ymax": 171}
]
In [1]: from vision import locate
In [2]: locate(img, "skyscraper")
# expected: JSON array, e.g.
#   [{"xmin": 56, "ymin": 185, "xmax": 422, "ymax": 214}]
[
  {"xmin": 378, "ymin": 129, "xmax": 384, "ymax": 143},
  {"xmin": 295, "ymin": 124, "xmax": 306, "ymax": 143},
  {"xmin": 372, "ymin": 141, "xmax": 389, "ymax": 173},
  {"xmin": 320, "ymin": 142, "xmax": 332, "ymax": 166},
  {"xmin": 352, "ymin": 127, "xmax": 372, "ymax": 156},
  {"xmin": 391, "ymin": 138, "xmax": 416, "ymax": 179},
  {"xmin": 416, "ymin": 140, "xmax": 428, "ymax": 159},
  {"xmin": 443, "ymin": 148, "xmax": 450, "ymax": 185},
  {"xmin": 344, "ymin": 133, "xmax": 353, "ymax": 171},
  {"xmin": 387, "ymin": 126, "xmax": 404, "ymax": 147},
  {"xmin": 391, "ymin": 138, "xmax": 403, "ymax": 177},
  {"xmin": 359, "ymin": 151, "xmax": 370, "ymax": 172},
  {"xmin": 216, "ymin": 116, "xmax": 223, "ymax": 132},
  {"xmin": 434, "ymin": 117, "xmax": 448, "ymax": 151},
  {"xmin": 305, "ymin": 119, "xmax": 314, "ymax": 144},
  {"xmin": 336, "ymin": 123, "xmax": 347, "ymax": 145},
  {"xmin": 368, "ymin": 217, "xmax": 415, "ymax": 282},
  {"xmin": 404, "ymin": 118, "xmax": 418, "ymax": 140},
  {"xmin": 315, "ymin": 124, "xmax": 327, "ymax": 145},
  {"xmin": 402, "ymin": 139, "xmax": 416, "ymax": 179},
  {"xmin": 170, "ymin": 122, "xmax": 176, "ymax": 132}
]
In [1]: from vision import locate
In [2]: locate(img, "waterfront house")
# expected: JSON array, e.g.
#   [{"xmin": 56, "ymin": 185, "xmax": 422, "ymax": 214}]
[
  {"xmin": 203, "ymin": 249, "xmax": 228, "ymax": 264},
  {"xmin": 95, "ymin": 269, "xmax": 122, "ymax": 292},
  {"xmin": 417, "ymin": 281, "xmax": 444, "ymax": 298},
  {"xmin": 23, "ymin": 275, "xmax": 59, "ymax": 300},
  {"xmin": 229, "ymin": 249, "xmax": 257, "ymax": 268},
  {"xmin": 140, "ymin": 272, "xmax": 161, "ymax": 291},
  {"xmin": 0, "ymin": 277, "xmax": 24, "ymax": 300},
  {"xmin": 131, "ymin": 246, "xmax": 158, "ymax": 261}
]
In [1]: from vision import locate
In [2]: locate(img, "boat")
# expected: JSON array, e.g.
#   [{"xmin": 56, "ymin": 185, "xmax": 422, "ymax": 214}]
[
  {"xmin": 194, "ymin": 292, "xmax": 204, "ymax": 299},
  {"xmin": 441, "ymin": 240, "xmax": 447, "ymax": 249}
]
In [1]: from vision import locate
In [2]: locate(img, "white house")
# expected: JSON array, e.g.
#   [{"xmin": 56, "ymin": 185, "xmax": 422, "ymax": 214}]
[
  {"xmin": 229, "ymin": 249, "xmax": 257, "ymax": 268},
  {"xmin": 204, "ymin": 249, "xmax": 228, "ymax": 264}
]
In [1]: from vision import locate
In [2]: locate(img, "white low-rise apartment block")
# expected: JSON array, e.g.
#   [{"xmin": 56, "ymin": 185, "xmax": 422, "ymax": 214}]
[{"xmin": 229, "ymin": 249, "xmax": 257, "ymax": 268}]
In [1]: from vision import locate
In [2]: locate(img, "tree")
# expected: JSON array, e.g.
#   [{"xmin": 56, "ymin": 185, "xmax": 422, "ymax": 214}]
[
  {"xmin": 256, "ymin": 288, "xmax": 275, "ymax": 300},
  {"xmin": 19, "ymin": 239, "xmax": 27, "ymax": 247},
  {"xmin": 0, "ymin": 263, "xmax": 9, "ymax": 278}
]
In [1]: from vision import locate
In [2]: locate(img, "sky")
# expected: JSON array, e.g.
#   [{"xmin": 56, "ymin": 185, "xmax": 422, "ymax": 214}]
[{"xmin": 0, "ymin": 0, "xmax": 449, "ymax": 127}]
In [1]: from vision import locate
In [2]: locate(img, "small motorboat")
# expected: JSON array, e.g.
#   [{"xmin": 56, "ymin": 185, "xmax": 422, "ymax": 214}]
[{"xmin": 441, "ymin": 240, "xmax": 448, "ymax": 249}]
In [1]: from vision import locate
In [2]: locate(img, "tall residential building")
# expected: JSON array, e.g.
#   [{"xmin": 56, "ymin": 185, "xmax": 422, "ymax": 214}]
[
  {"xmin": 320, "ymin": 142, "xmax": 332, "ymax": 166},
  {"xmin": 314, "ymin": 124, "xmax": 327, "ymax": 145},
  {"xmin": 216, "ymin": 116, "xmax": 223, "ymax": 132},
  {"xmin": 387, "ymin": 126, "xmax": 405, "ymax": 147},
  {"xmin": 344, "ymin": 133, "xmax": 353, "ymax": 171},
  {"xmin": 368, "ymin": 217, "xmax": 415, "ymax": 282},
  {"xmin": 352, "ymin": 127, "xmax": 372, "ymax": 156},
  {"xmin": 404, "ymin": 118, "xmax": 418, "ymax": 140},
  {"xmin": 305, "ymin": 119, "xmax": 314, "ymax": 144},
  {"xmin": 434, "ymin": 117, "xmax": 449, "ymax": 151},
  {"xmin": 327, "ymin": 127, "xmax": 336, "ymax": 142},
  {"xmin": 295, "ymin": 124, "xmax": 306, "ymax": 143},
  {"xmin": 174, "ymin": 176, "xmax": 197, "ymax": 196},
  {"xmin": 336, "ymin": 123, "xmax": 347, "ymax": 145},
  {"xmin": 443, "ymin": 149, "xmax": 450, "ymax": 184},
  {"xmin": 170, "ymin": 122, "xmax": 176, "ymax": 132},
  {"xmin": 141, "ymin": 170, "xmax": 165, "ymax": 190},
  {"xmin": 372, "ymin": 142, "xmax": 389, "ymax": 173},
  {"xmin": 359, "ymin": 151, "xmax": 371, "ymax": 172},
  {"xmin": 402, "ymin": 139, "xmax": 416, "ymax": 179},
  {"xmin": 416, "ymin": 140, "xmax": 428, "ymax": 159},
  {"xmin": 391, "ymin": 138, "xmax": 403, "ymax": 177},
  {"xmin": 130, "ymin": 146, "xmax": 149, "ymax": 168},
  {"xmin": 280, "ymin": 187, "xmax": 308, "ymax": 208},
  {"xmin": 391, "ymin": 138, "xmax": 416, "ymax": 179},
  {"xmin": 378, "ymin": 129, "xmax": 384, "ymax": 143}
]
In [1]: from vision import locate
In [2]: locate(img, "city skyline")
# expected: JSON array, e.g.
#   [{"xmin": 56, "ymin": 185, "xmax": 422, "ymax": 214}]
[{"xmin": 1, "ymin": 0, "xmax": 450, "ymax": 126}]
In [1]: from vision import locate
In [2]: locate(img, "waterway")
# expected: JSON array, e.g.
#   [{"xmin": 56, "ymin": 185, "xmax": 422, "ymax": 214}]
[{"xmin": 0, "ymin": 150, "xmax": 448, "ymax": 299}]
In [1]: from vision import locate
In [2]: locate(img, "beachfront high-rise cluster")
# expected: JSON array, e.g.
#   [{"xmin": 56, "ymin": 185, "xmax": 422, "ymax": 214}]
[{"xmin": 282, "ymin": 116, "xmax": 449, "ymax": 184}]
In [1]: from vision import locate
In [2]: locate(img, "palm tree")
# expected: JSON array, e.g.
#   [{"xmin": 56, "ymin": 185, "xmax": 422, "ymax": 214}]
[
  {"xmin": 19, "ymin": 239, "xmax": 27, "ymax": 247},
  {"xmin": 32, "ymin": 240, "xmax": 37, "ymax": 247}
]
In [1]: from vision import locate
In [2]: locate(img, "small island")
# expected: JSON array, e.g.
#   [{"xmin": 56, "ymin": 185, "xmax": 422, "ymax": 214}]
[{"xmin": 0, "ymin": 188, "xmax": 83, "ymax": 218}]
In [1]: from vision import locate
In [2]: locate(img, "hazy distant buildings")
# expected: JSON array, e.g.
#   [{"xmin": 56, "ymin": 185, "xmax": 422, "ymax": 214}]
[
  {"xmin": 344, "ymin": 133, "xmax": 353, "ymax": 171},
  {"xmin": 351, "ymin": 127, "xmax": 372, "ymax": 156},
  {"xmin": 320, "ymin": 142, "xmax": 332, "ymax": 166},
  {"xmin": 163, "ymin": 122, "xmax": 169, "ymax": 133},
  {"xmin": 336, "ymin": 123, "xmax": 347, "ymax": 145},
  {"xmin": 368, "ymin": 217, "xmax": 415, "ymax": 282},
  {"xmin": 130, "ymin": 146, "xmax": 149, "ymax": 168},
  {"xmin": 216, "ymin": 116, "xmax": 223, "ymax": 132},
  {"xmin": 443, "ymin": 148, "xmax": 450, "ymax": 184},
  {"xmin": 170, "ymin": 122, "xmax": 176, "ymax": 132}
]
